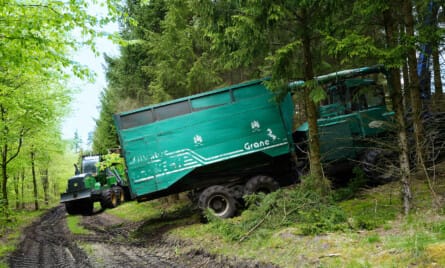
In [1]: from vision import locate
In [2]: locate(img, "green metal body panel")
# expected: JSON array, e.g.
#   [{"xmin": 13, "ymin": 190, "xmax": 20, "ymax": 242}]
[
  {"xmin": 106, "ymin": 176, "xmax": 118, "ymax": 186},
  {"xmin": 317, "ymin": 106, "xmax": 390, "ymax": 161},
  {"xmin": 293, "ymin": 65, "xmax": 393, "ymax": 162},
  {"xmin": 60, "ymin": 174, "xmax": 96, "ymax": 203},
  {"xmin": 60, "ymin": 189, "xmax": 92, "ymax": 203},
  {"xmin": 84, "ymin": 175, "xmax": 96, "ymax": 189},
  {"xmin": 114, "ymin": 80, "xmax": 294, "ymax": 199}
]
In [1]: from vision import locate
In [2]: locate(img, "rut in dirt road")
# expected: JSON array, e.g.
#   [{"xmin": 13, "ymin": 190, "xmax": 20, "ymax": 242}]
[
  {"xmin": 8, "ymin": 206, "xmax": 92, "ymax": 268},
  {"xmin": 7, "ymin": 205, "xmax": 278, "ymax": 268}
]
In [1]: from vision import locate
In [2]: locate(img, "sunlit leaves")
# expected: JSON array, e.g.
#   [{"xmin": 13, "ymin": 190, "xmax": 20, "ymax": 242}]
[{"xmin": 0, "ymin": 0, "xmax": 123, "ymax": 206}]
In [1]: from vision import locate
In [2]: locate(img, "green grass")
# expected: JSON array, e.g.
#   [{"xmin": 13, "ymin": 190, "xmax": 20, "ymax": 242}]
[
  {"xmin": 106, "ymin": 200, "xmax": 164, "ymax": 221},
  {"xmin": 99, "ymin": 164, "xmax": 445, "ymax": 267},
  {"xmin": 168, "ymin": 170, "xmax": 445, "ymax": 267},
  {"xmin": 107, "ymin": 198, "xmax": 193, "ymax": 222},
  {"xmin": 66, "ymin": 215, "xmax": 91, "ymax": 235}
]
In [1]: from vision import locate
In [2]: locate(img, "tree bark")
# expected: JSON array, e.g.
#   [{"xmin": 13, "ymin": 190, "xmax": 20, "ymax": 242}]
[
  {"xmin": 21, "ymin": 170, "xmax": 25, "ymax": 209},
  {"xmin": 402, "ymin": 61, "xmax": 410, "ymax": 105},
  {"xmin": 0, "ymin": 105, "xmax": 25, "ymax": 209},
  {"xmin": 384, "ymin": 7, "xmax": 412, "ymax": 215},
  {"xmin": 41, "ymin": 169, "xmax": 49, "ymax": 205},
  {"xmin": 300, "ymin": 7, "xmax": 328, "ymax": 196},
  {"xmin": 403, "ymin": 0, "xmax": 426, "ymax": 168},
  {"xmin": 1, "ymin": 143, "xmax": 8, "ymax": 208},
  {"xmin": 31, "ymin": 150, "xmax": 39, "ymax": 210},
  {"xmin": 432, "ymin": 46, "xmax": 443, "ymax": 102},
  {"xmin": 13, "ymin": 174, "xmax": 19, "ymax": 209}
]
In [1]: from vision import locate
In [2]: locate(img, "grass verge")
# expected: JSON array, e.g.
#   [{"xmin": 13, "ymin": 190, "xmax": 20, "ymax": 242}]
[
  {"xmin": 66, "ymin": 215, "xmax": 92, "ymax": 235},
  {"xmin": 175, "ymin": 166, "xmax": 445, "ymax": 267},
  {"xmin": 106, "ymin": 163, "xmax": 445, "ymax": 267}
]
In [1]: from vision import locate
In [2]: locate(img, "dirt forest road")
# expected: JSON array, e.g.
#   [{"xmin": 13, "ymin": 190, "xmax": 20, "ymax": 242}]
[
  {"xmin": 8, "ymin": 206, "xmax": 91, "ymax": 268},
  {"xmin": 8, "ymin": 206, "xmax": 277, "ymax": 268}
]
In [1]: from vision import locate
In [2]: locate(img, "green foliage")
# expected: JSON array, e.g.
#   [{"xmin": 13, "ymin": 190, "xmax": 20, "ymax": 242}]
[
  {"xmin": 207, "ymin": 186, "xmax": 349, "ymax": 241},
  {"xmin": 0, "ymin": 0, "xmax": 123, "ymax": 211},
  {"xmin": 340, "ymin": 183, "xmax": 400, "ymax": 230},
  {"xmin": 97, "ymin": 153, "xmax": 125, "ymax": 173},
  {"xmin": 308, "ymin": 82, "xmax": 328, "ymax": 104}
]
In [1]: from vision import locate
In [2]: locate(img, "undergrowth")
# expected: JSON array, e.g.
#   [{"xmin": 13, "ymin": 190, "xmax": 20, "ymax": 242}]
[
  {"xmin": 206, "ymin": 180, "xmax": 350, "ymax": 241},
  {"xmin": 206, "ymin": 171, "xmax": 403, "ymax": 241},
  {"xmin": 173, "ymin": 163, "xmax": 445, "ymax": 267}
]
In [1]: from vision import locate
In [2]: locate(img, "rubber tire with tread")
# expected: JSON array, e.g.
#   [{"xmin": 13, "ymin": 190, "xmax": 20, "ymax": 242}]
[
  {"xmin": 80, "ymin": 199, "xmax": 94, "ymax": 215},
  {"xmin": 65, "ymin": 201, "xmax": 78, "ymax": 215},
  {"xmin": 101, "ymin": 188, "xmax": 118, "ymax": 209},
  {"xmin": 198, "ymin": 185, "xmax": 237, "ymax": 219},
  {"xmin": 114, "ymin": 186, "xmax": 125, "ymax": 205},
  {"xmin": 361, "ymin": 149, "xmax": 398, "ymax": 184},
  {"xmin": 65, "ymin": 199, "xmax": 93, "ymax": 215},
  {"xmin": 244, "ymin": 175, "xmax": 279, "ymax": 195}
]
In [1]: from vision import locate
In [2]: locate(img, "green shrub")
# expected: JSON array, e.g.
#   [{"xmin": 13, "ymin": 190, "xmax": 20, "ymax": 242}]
[{"xmin": 208, "ymin": 182, "xmax": 349, "ymax": 241}]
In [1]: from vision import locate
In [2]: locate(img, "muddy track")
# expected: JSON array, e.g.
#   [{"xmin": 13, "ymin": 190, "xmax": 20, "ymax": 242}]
[
  {"xmin": 8, "ymin": 206, "xmax": 91, "ymax": 268},
  {"xmin": 9, "ymin": 205, "xmax": 278, "ymax": 268}
]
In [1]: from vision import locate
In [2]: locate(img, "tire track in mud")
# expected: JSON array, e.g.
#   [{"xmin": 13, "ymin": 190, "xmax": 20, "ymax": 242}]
[
  {"xmin": 77, "ymin": 210, "xmax": 279, "ymax": 268},
  {"xmin": 8, "ymin": 205, "xmax": 278, "ymax": 267},
  {"xmin": 8, "ymin": 206, "xmax": 91, "ymax": 268},
  {"xmin": 8, "ymin": 206, "xmax": 185, "ymax": 268}
]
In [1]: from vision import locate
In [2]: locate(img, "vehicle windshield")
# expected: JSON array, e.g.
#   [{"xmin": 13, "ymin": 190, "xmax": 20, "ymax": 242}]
[
  {"xmin": 323, "ymin": 79, "xmax": 385, "ymax": 113},
  {"xmin": 82, "ymin": 156, "xmax": 100, "ymax": 174}
]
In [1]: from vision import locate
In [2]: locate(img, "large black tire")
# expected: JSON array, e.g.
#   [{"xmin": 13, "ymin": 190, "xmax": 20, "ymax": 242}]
[
  {"xmin": 198, "ymin": 185, "xmax": 237, "ymax": 219},
  {"xmin": 361, "ymin": 149, "xmax": 399, "ymax": 184},
  {"xmin": 79, "ymin": 199, "xmax": 94, "ymax": 215},
  {"xmin": 101, "ymin": 189, "xmax": 118, "ymax": 209},
  {"xmin": 113, "ymin": 186, "xmax": 125, "ymax": 205},
  {"xmin": 65, "ymin": 201, "xmax": 78, "ymax": 215},
  {"xmin": 122, "ymin": 186, "xmax": 132, "ymax": 201},
  {"xmin": 244, "ymin": 175, "xmax": 279, "ymax": 195},
  {"xmin": 65, "ymin": 199, "xmax": 93, "ymax": 215}
]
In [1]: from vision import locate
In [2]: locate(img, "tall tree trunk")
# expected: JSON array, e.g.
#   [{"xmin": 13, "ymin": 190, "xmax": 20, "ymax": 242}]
[
  {"xmin": 31, "ymin": 150, "xmax": 39, "ymax": 210},
  {"xmin": 403, "ymin": 0, "xmax": 426, "ymax": 168},
  {"xmin": 301, "ymin": 8, "xmax": 328, "ymax": 195},
  {"xmin": 1, "ymin": 143, "xmax": 8, "ymax": 208},
  {"xmin": 21, "ymin": 170, "xmax": 25, "ymax": 209},
  {"xmin": 0, "ymin": 105, "xmax": 24, "ymax": 210},
  {"xmin": 384, "ymin": 7, "xmax": 412, "ymax": 215},
  {"xmin": 40, "ymin": 169, "xmax": 49, "ymax": 205},
  {"xmin": 432, "ymin": 46, "xmax": 443, "ymax": 103},
  {"xmin": 402, "ymin": 61, "xmax": 410, "ymax": 105},
  {"xmin": 13, "ymin": 174, "xmax": 19, "ymax": 209}
]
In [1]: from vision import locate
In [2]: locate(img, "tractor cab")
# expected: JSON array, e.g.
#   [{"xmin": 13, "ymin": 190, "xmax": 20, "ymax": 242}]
[{"xmin": 320, "ymin": 78, "xmax": 387, "ymax": 118}]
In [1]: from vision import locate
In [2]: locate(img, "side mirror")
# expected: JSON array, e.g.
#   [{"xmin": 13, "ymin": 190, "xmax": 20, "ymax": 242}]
[{"xmin": 74, "ymin": 164, "xmax": 80, "ymax": 175}]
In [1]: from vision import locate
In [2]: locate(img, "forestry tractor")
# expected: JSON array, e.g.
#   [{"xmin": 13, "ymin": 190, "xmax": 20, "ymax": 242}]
[{"xmin": 60, "ymin": 155, "xmax": 129, "ymax": 215}]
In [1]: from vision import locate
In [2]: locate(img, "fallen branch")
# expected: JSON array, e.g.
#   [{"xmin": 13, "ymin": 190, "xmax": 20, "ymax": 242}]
[
  {"xmin": 319, "ymin": 253, "xmax": 341, "ymax": 259},
  {"xmin": 239, "ymin": 210, "xmax": 271, "ymax": 243}
]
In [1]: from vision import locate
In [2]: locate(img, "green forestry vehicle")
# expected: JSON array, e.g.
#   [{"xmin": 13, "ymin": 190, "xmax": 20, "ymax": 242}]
[
  {"xmin": 113, "ymin": 65, "xmax": 395, "ymax": 218},
  {"xmin": 291, "ymin": 65, "xmax": 396, "ymax": 180},
  {"xmin": 60, "ymin": 155, "xmax": 129, "ymax": 215}
]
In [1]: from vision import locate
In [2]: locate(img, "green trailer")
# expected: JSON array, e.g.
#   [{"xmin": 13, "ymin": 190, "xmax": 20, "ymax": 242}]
[
  {"xmin": 114, "ymin": 79, "xmax": 298, "ymax": 218},
  {"xmin": 114, "ymin": 65, "xmax": 404, "ymax": 218}
]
